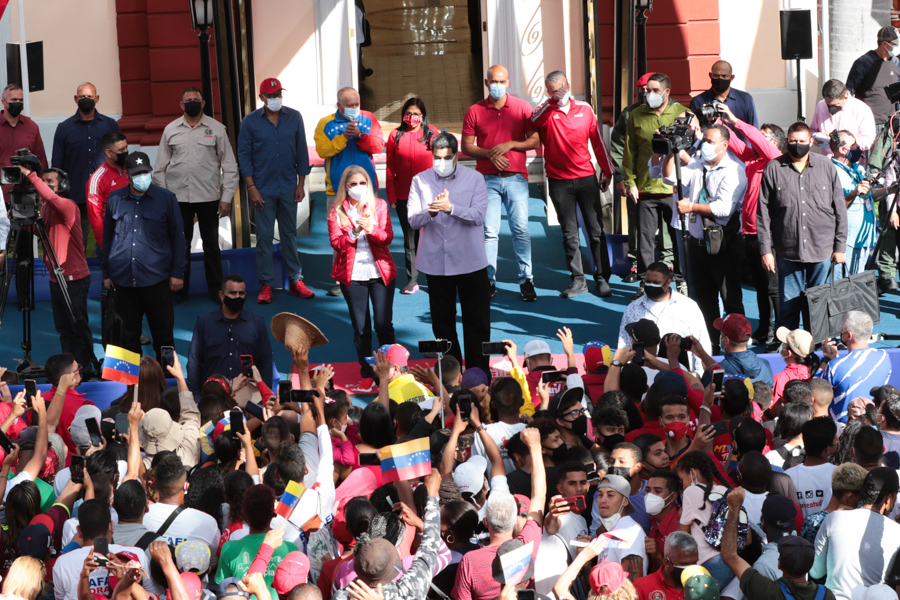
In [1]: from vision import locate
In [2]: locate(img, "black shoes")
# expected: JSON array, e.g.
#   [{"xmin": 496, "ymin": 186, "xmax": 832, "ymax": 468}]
[
  {"xmin": 520, "ymin": 280, "xmax": 537, "ymax": 301},
  {"xmin": 595, "ymin": 277, "xmax": 612, "ymax": 298},
  {"xmin": 878, "ymin": 278, "xmax": 898, "ymax": 295},
  {"xmin": 489, "ymin": 283, "xmax": 496, "ymax": 299},
  {"xmin": 623, "ymin": 270, "xmax": 639, "ymax": 283},
  {"xmin": 328, "ymin": 284, "xmax": 343, "ymax": 297},
  {"xmin": 561, "ymin": 280, "xmax": 589, "ymax": 298}
]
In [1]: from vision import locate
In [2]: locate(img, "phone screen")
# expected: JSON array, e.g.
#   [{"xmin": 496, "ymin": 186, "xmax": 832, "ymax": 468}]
[
  {"xmin": 230, "ymin": 409, "xmax": 245, "ymax": 435},
  {"xmin": 0, "ymin": 430, "xmax": 12, "ymax": 454},
  {"xmin": 115, "ymin": 414, "xmax": 129, "ymax": 439},
  {"xmin": 278, "ymin": 382, "xmax": 291, "ymax": 406},
  {"xmin": 71, "ymin": 455, "xmax": 85, "ymax": 484},
  {"xmin": 541, "ymin": 370, "xmax": 566, "ymax": 384},
  {"xmin": 161, "ymin": 346, "xmax": 175, "ymax": 370},
  {"xmin": 359, "ymin": 453, "xmax": 380, "ymax": 466},
  {"xmin": 86, "ymin": 418, "xmax": 103, "ymax": 447},
  {"xmin": 712, "ymin": 371, "xmax": 725, "ymax": 392},
  {"xmin": 457, "ymin": 392, "xmax": 473, "ymax": 421},
  {"xmin": 24, "ymin": 379, "xmax": 37, "ymax": 399},
  {"xmin": 93, "ymin": 537, "xmax": 109, "ymax": 565},
  {"xmin": 291, "ymin": 389, "xmax": 317, "ymax": 404},
  {"xmin": 240, "ymin": 355, "xmax": 254, "ymax": 378},
  {"xmin": 244, "ymin": 401, "xmax": 264, "ymax": 419},
  {"xmin": 481, "ymin": 341, "xmax": 508, "ymax": 356}
]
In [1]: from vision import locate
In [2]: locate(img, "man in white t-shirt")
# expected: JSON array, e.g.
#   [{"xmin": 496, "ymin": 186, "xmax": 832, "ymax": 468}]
[
  {"xmin": 594, "ymin": 474, "xmax": 648, "ymax": 579},
  {"xmin": 471, "ymin": 377, "xmax": 526, "ymax": 473},
  {"xmin": 141, "ymin": 454, "xmax": 220, "ymax": 568},
  {"xmin": 53, "ymin": 499, "xmax": 163, "ymax": 600},
  {"xmin": 786, "ymin": 417, "xmax": 838, "ymax": 519},
  {"xmin": 544, "ymin": 461, "xmax": 591, "ymax": 559}
]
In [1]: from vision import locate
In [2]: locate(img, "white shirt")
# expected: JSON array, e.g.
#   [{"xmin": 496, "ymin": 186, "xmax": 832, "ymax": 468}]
[
  {"xmin": 143, "ymin": 504, "xmax": 221, "ymax": 567},
  {"xmin": 596, "ymin": 515, "xmax": 648, "ymax": 577},
  {"xmin": 61, "ymin": 510, "xmax": 120, "ymax": 548},
  {"xmin": 53, "ymin": 544, "xmax": 162, "ymax": 600},
  {"xmin": 742, "ymin": 490, "xmax": 768, "ymax": 543},
  {"xmin": 556, "ymin": 511, "xmax": 589, "ymax": 560},
  {"xmin": 786, "ymin": 463, "xmax": 837, "ymax": 519},
  {"xmin": 0, "ymin": 189, "xmax": 8, "ymax": 246},
  {"xmin": 766, "ymin": 444, "xmax": 803, "ymax": 470},
  {"xmin": 347, "ymin": 204, "xmax": 379, "ymax": 281},
  {"xmin": 534, "ymin": 533, "xmax": 571, "ymax": 598},
  {"xmin": 471, "ymin": 421, "xmax": 525, "ymax": 474},
  {"xmin": 617, "ymin": 291, "xmax": 713, "ymax": 372}
]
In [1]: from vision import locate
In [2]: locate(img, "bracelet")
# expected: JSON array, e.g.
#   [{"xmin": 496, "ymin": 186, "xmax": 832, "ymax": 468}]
[
  {"xmin": 247, "ymin": 184, "xmax": 256, "ymax": 189},
  {"xmin": 0, "ymin": 474, "xmax": 7, "ymax": 479},
  {"xmin": 476, "ymin": 424, "xmax": 487, "ymax": 433},
  {"xmin": 700, "ymin": 406, "xmax": 712, "ymax": 414}
]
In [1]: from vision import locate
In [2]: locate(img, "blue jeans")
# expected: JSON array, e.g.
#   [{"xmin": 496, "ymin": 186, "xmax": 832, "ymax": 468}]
[
  {"xmin": 484, "ymin": 174, "xmax": 532, "ymax": 284},
  {"xmin": 701, "ymin": 554, "xmax": 735, "ymax": 591},
  {"xmin": 775, "ymin": 254, "xmax": 831, "ymax": 330},
  {"xmin": 255, "ymin": 194, "xmax": 302, "ymax": 286}
]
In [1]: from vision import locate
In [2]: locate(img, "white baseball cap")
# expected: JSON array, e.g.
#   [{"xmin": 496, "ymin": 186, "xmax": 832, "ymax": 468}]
[
  {"xmin": 453, "ymin": 455, "xmax": 488, "ymax": 495},
  {"xmin": 523, "ymin": 340, "xmax": 551, "ymax": 358}
]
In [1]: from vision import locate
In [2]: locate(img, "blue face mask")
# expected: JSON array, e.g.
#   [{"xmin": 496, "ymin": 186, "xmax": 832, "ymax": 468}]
[
  {"xmin": 342, "ymin": 106, "xmax": 360, "ymax": 120},
  {"xmin": 846, "ymin": 148, "xmax": 863, "ymax": 164},
  {"xmin": 489, "ymin": 84, "xmax": 507, "ymax": 99},
  {"xmin": 132, "ymin": 173, "xmax": 151, "ymax": 193}
]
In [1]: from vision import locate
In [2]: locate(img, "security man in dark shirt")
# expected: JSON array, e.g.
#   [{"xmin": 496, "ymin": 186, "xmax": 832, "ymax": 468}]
[{"xmin": 101, "ymin": 152, "xmax": 187, "ymax": 360}]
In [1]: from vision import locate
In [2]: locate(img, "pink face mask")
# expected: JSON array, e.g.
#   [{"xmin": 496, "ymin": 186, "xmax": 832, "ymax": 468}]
[{"xmin": 403, "ymin": 113, "xmax": 423, "ymax": 128}]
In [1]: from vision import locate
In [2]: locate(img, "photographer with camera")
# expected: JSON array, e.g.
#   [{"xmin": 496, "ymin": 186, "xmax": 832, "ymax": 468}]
[
  {"xmin": 16, "ymin": 164, "xmax": 98, "ymax": 377},
  {"xmin": 718, "ymin": 104, "xmax": 785, "ymax": 348},
  {"xmin": 689, "ymin": 60, "xmax": 759, "ymax": 144},
  {"xmin": 758, "ymin": 122, "xmax": 847, "ymax": 331},
  {"xmin": 657, "ymin": 124, "xmax": 747, "ymax": 349},
  {"xmin": 829, "ymin": 130, "xmax": 878, "ymax": 275}
]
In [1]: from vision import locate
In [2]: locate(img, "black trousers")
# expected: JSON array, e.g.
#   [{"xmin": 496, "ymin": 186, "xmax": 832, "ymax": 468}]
[
  {"xmin": 179, "ymin": 201, "xmax": 223, "ymax": 296},
  {"xmin": 49, "ymin": 275, "xmax": 97, "ymax": 373},
  {"xmin": 547, "ymin": 176, "xmax": 611, "ymax": 281},
  {"xmin": 394, "ymin": 200, "xmax": 419, "ymax": 284},
  {"xmin": 341, "ymin": 277, "xmax": 396, "ymax": 367},
  {"xmin": 688, "ymin": 233, "xmax": 745, "ymax": 342},
  {"xmin": 113, "ymin": 280, "xmax": 174, "ymax": 361},
  {"xmin": 744, "ymin": 234, "xmax": 779, "ymax": 339},
  {"xmin": 637, "ymin": 195, "xmax": 682, "ymax": 280},
  {"xmin": 425, "ymin": 267, "xmax": 491, "ymax": 373}
]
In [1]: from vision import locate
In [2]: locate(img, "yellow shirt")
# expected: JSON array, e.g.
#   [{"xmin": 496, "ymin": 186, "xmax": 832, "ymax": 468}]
[
  {"xmin": 388, "ymin": 373, "xmax": 435, "ymax": 409},
  {"xmin": 509, "ymin": 365, "xmax": 536, "ymax": 417}
]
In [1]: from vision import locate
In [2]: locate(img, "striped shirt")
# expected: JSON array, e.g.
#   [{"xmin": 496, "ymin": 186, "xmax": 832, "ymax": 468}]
[{"xmin": 817, "ymin": 347, "xmax": 891, "ymax": 422}]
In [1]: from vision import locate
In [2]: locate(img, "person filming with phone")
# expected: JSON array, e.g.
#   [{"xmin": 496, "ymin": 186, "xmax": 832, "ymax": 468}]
[{"xmin": 186, "ymin": 273, "xmax": 273, "ymax": 396}]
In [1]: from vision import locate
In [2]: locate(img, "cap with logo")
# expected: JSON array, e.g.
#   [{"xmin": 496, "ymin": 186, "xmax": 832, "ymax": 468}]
[
  {"xmin": 583, "ymin": 341, "xmax": 613, "ymax": 373},
  {"xmin": 453, "ymin": 455, "xmax": 488, "ymax": 494},
  {"xmin": 259, "ymin": 78, "xmax": 285, "ymax": 95},
  {"xmin": 713, "ymin": 313, "xmax": 752, "ymax": 343},
  {"xmin": 125, "ymin": 152, "xmax": 152, "ymax": 175},
  {"xmin": 273, "ymin": 551, "xmax": 311, "ymax": 595},
  {"xmin": 760, "ymin": 494, "xmax": 798, "ymax": 531}
]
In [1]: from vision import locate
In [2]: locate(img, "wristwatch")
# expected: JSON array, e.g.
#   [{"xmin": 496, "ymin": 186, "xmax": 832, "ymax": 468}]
[
  {"xmin": 611, "ymin": 359, "xmax": 623, "ymax": 368},
  {"xmin": 475, "ymin": 424, "xmax": 487, "ymax": 433}
]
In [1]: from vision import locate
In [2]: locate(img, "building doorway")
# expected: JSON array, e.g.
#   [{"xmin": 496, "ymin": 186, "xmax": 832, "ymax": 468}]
[{"xmin": 357, "ymin": 0, "xmax": 485, "ymax": 130}]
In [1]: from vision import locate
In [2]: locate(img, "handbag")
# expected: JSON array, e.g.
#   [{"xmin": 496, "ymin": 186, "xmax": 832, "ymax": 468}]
[
  {"xmin": 699, "ymin": 167, "xmax": 740, "ymax": 255},
  {"xmin": 800, "ymin": 261, "xmax": 880, "ymax": 342}
]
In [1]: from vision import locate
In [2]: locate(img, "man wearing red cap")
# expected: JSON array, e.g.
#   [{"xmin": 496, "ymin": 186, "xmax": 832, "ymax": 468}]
[
  {"xmin": 237, "ymin": 77, "xmax": 313, "ymax": 304},
  {"xmin": 714, "ymin": 313, "xmax": 774, "ymax": 386}
]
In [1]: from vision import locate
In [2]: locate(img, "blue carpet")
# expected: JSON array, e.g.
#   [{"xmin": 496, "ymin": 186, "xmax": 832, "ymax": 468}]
[{"xmin": 4, "ymin": 185, "xmax": 900, "ymax": 379}]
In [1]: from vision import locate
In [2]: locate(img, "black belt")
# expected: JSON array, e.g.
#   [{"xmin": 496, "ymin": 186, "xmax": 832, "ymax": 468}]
[{"xmin": 497, "ymin": 171, "xmax": 518, "ymax": 178}]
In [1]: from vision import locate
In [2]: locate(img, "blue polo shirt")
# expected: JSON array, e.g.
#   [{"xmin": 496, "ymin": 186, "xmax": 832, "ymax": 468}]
[
  {"xmin": 51, "ymin": 111, "xmax": 122, "ymax": 205},
  {"xmin": 690, "ymin": 87, "xmax": 759, "ymax": 142},
  {"xmin": 237, "ymin": 106, "xmax": 311, "ymax": 197},
  {"xmin": 101, "ymin": 184, "xmax": 188, "ymax": 287}
]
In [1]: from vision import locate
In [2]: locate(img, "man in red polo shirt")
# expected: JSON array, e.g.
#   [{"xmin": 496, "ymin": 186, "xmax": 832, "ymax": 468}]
[
  {"xmin": 528, "ymin": 70, "xmax": 615, "ymax": 298},
  {"xmin": 37, "ymin": 353, "xmax": 95, "ymax": 461},
  {"xmin": 461, "ymin": 64, "xmax": 540, "ymax": 302},
  {"xmin": 633, "ymin": 530, "xmax": 698, "ymax": 600},
  {"xmin": 0, "ymin": 84, "xmax": 47, "ymax": 171}
]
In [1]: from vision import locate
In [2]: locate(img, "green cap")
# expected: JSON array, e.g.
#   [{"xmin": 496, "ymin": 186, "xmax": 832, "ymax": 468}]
[{"xmin": 683, "ymin": 573, "xmax": 720, "ymax": 600}]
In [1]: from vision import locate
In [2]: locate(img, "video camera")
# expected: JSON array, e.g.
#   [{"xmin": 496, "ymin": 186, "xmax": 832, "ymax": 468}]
[
  {"xmin": 2, "ymin": 149, "xmax": 42, "ymax": 222},
  {"xmin": 651, "ymin": 116, "xmax": 696, "ymax": 155},
  {"xmin": 0, "ymin": 149, "xmax": 41, "ymax": 186},
  {"xmin": 697, "ymin": 99, "xmax": 727, "ymax": 124}
]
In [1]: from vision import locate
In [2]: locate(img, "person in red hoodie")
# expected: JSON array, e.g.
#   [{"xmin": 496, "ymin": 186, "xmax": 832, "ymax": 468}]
[
  {"xmin": 328, "ymin": 165, "xmax": 397, "ymax": 380},
  {"xmin": 385, "ymin": 98, "xmax": 439, "ymax": 295}
]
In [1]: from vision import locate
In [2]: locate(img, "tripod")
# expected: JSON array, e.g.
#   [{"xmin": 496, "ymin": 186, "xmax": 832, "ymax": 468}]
[
  {"xmin": 0, "ymin": 218, "xmax": 79, "ymax": 378},
  {"xmin": 673, "ymin": 153, "xmax": 694, "ymax": 297}
]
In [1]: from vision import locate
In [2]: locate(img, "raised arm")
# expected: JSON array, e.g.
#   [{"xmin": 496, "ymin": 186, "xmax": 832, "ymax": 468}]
[
  {"xmin": 721, "ymin": 486, "xmax": 751, "ymax": 579},
  {"xmin": 521, "ymin": 427, "xmax": 546, "ymax": 523},
  {"xmin": 22, "ymin": 391, "xmax": 49, "ymax": 481},
  {"xmin": 124, "ymin": 402, "xmax": 144, "ymax": 482},
  {"xmin": 440, "ymin": 405, "xmax": 468, "ymax": 478}
]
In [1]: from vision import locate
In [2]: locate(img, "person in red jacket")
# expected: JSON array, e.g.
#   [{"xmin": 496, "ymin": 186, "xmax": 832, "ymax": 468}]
[
  {"xmin": 385, "ymin": 98, "xmax": 439, "ymax": 295},
  {"xmin": 328, "ymin": 165, "xmax": 397, "ymax": 379}
]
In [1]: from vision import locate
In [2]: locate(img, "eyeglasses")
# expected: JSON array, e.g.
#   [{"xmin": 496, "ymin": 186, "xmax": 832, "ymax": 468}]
[{"xmin": 563, "ymin": 408, "xmax": 586, "ymax": 419}]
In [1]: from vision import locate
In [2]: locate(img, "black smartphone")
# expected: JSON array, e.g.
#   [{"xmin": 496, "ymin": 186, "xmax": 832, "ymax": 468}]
[
  {"xmin": 161, "ymin": 346, "xmax": 175, "ymax": 370},
  {"xmin": 115, "ymin": 414, "xmax": 129, "ymax": 440},
  {"xmin": 541, "ymin": 370, "xmax": 567, "ymax": 384},
  {"xmin": 680, "ymin": 336, "xmax": 693, "ymax": 351},
  {"xmin": 457, "ymin": 392, "xmax": 473, "ymax": 421},
  {"xmin": 712, "ymin": 370, "xmax": 725, "ymax": 393},
  {"xmin": 24, "ymin": 379, "xmax": 37, "ymax": 403},
  {"xmin": 291, "ymin": 389, "xmax": 317, "ymax": 404},
  {"xmin": 244, "ymin": 401, "xmax": 264, "ymax": 419},
  {"xmin": 93, "ymin": 536, "xmax": 109, "ymax": 566},
  {"xmin": 516, "ymin": 591, "xmax": 535, "ymax": 600},
  {"xmin": 278, "ymin": 382, "xmax": 292, "ymax": 406},
  {"xmin": 359, "ymin": 453, "xmax": 380, "ymax": 466},
  {"xmin": 240, "ymin": 355, "xmax": 254, "ymax": 378},
  {"xmin": 86, "ymin": 418, "xmax": 103, "ymax": 447},
  {"xmin": 0, "ymin": 430, "xmax": 12, "ymax": 454},
  {"xmin": 418, "ymin": 339, "xmax": 451, "ymax": 354},
  {"xmin": 0, "ymin": 371, "xmax": 18, "ymax": 384},
  {"xmin": 230, "ymin": 409, "xmax": 244, "ymax": 435},
  {"xmin": 707, "ymin": 420, "xmax": 730, "ymax": 438},
  {"xmin": 71, "ymin": 454, "xmax": 85, "ymax": 484},
  {"xmin": 482, "ymin": 341, "xmax": 508, "ymax": 356},
  {"xmin": 632, "ymin": 342, "xmax": 645, "ymax": 366}
]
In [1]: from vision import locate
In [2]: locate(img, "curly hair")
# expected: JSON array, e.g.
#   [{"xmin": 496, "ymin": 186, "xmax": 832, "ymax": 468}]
[
  {"xmin": 186, "ymin": 466, "xmax": 225, "ymax": 529},
  {"xmin": 241, "ymin": 484, "xmax": 276, "ymax": 531},
  {"xmin": 675, "ymin": 451, "xmax": 732, "ymax": 509},
  {"xmin": 223, "ymin": 470, "xmax": 254, "ymax": 526}
]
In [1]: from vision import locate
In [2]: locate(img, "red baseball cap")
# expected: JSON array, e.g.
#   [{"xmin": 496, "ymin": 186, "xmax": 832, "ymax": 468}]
[
  {"xmin": 259, "ymin": 78, "xmax": 285, "ymax": 95},
  {"xmin": 513, "ymin": 494, "xmax": 531, "ymax": 515},
  {"xmin": 365, "ymin": 344, "xmax": 410, "ymax": 367},
  {"xmin": 590, "ymin": 561, "xmax": 627, "ymax": 595},
  {"xmin": 274, "ymin": 551, "xmax": 311, "ymax": 595},
  {"xmin": 636, "ymin": 72, "xmax": 656, "ymax": 87},
  {"xmin": 713, "ymin": 313, "xmax": 752, "ymax": 343},
  {"xmin": 30, "ymin": 513, "xmax": 55, "ymax": 534}
]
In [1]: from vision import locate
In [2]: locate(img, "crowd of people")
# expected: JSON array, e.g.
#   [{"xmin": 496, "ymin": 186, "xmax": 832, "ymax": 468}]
[{"xmin": 4, "ymin": 18, "xmax": 900, "ymax": 600}]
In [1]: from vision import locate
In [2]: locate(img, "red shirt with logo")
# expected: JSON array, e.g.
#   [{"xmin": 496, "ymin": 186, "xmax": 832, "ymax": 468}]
[
  {"xmin": 527, "ymin": 99, "xmax": 614, "ymax": 180},
  {"xmin": 86, "ymin": 161, "xmax": 128, "ymax": 249},
  {"xmin": 633, "ymin": 568, "xmax": 684, "ymax": 600}
]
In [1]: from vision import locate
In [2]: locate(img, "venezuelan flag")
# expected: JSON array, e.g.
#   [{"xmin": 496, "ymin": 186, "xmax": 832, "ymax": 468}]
[
  {"xmin": 380, "ymin": 437, "xmax": 431, "ymax": 483},
  {"xmin": 275, "ymin": 480, "xmax": 306, "ymax": 519},
  {"xmin": 102, "ymin": 345, "xmax": 140, "ymax": 385}
]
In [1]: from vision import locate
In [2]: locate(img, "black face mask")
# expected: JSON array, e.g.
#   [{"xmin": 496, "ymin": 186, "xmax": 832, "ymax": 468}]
[
  {"xmin": 786, "ymin": 143, "xmax": 811, "ymax": 159},
  {"xmin": 846, "ymin": 148, "xmax": 863, "ymax": 164},
  {"xmin": 828, "ymin": 103, "xmax": 843, "ymax": 115},
  {"xmin": 644, "ymin": 283, "xmax": 669, "ymax": 301},
  {"xmin": 637, "ymin": 91, "xmax": 647, "ymax": 105},
  {"xmin": 710, "ymin": 78, "xmax": 731, "ymax": 94},
  {"xmin": 610, "ymin": 466, "xmax": 632, "ymax": 481},
  {"xmin": 604, "ymin": 434, "xmax": 626, "ymax": 452},
  {"xmin": 222, "ymin": 295, "xmax": 246, "ymax": 313},
  {"xmin": 78, "ymin": 98, "xmax": 95, "ymax": 114},
  {"xmin": 570, "ymin": 415, "xmax": 588, "ymax": 437},
  {"xmin": 184, "ymin": 101, "xmax": 203, "ymax": 118},
  {"xmin": 6, "ymin": 102, "xmax": 23, "ymax": 117},
  {"xmin": 669, "ymin": 561, "xmax": 686, "ymax": 582},
  {"xmin": 545, "ymin": 444, "xmax": 568, "ymax": 464},
  {"xmin": 114, "ymin": 151, "xmax": 128, "ymax": 167}
]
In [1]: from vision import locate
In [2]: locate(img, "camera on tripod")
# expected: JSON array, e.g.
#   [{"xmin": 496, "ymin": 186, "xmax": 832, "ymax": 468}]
[
  {"xmin": 1, "ymin": 149, "xmax": 41, "ymax": 186},
  {"xmin": 2, "ymin": 149, "xmax": 42, "ymax": 222},
  {"xmin": 651, "ymin": 116, "xmax": 696, "ymax": 155},
  {"xmin": 698, "ymin": 99, "xmax": 726, "ymax": 124}
]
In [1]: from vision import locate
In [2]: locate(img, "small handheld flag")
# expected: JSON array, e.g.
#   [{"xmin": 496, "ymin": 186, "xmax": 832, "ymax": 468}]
[
  {"xmin": 380, "ymin": 437, "xmax": 431, "ymax": 483},
  {"xmin": 500, "ymin": 541, "xmax": 534, "ymax": 586},
  {"xmin": 102, "ymin": 345, "xmax": 141, "ymax": 385},
  {"xmin": 275, "ymin": 480, "xmax": 306, "ymax": 519}
]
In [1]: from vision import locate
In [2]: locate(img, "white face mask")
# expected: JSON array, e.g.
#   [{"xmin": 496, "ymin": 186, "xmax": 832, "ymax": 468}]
[
  {"xmin": 646, "ymin": 92, "xmax": 664, "ymax": 109},
  {"xmin": 701, "ymin": 141, "xmax": 722, "ymax": 162},
  {"xmin": 599, "ymin": 502, "xmax": 624, "ymax": 531},
  {"xmin": 645, "ymin": 492, "xmax": 673, "ymax": 516},
  {"xmin": 265, "ymin": 97, "xmax": 282, "ymax": 112},
  {"xmin": 433, "ymin": 157, "xmax": 456, "ymax": 178},
  {"xmin": 340, "ymin": 422, "xmax": 348, "ymax": 433},
  {"xmin": 891, "ymin": 42, "xmax": 900, "ymax": 57},
  {"xmin": 347, "ymin": 185, "xmax": 367, "ymax": 201},
  {"xmin": 343, "ymin": 105, "xmax": 361, "ymax": 120}
]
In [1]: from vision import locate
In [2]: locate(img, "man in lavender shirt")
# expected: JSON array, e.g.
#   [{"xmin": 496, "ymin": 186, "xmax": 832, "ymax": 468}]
[{"xmin": 408, "ymin": 132, "xmax": 491, "ymax": 373}]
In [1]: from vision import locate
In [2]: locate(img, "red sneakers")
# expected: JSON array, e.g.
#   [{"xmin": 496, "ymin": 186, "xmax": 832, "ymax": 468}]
[
  {"xmin": 257, "ymin": 285, "xmax": 273, "ymax": 304},
  {"xmin": 289, "ymin": 280, "xmax": 315, "ymax": 299}
]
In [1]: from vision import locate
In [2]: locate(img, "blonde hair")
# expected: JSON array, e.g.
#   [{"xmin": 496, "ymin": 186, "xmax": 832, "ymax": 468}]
[
  {"xmin": 3, "ymin": 556, "xmax": 46, "ymax": 600},
  {"xmin": 332, "ymin": 165, "xmax": 376, "ymax": 228},
  {"xmin": 590, "ymin": 579, "xmax": 638, "ymax": 600}
]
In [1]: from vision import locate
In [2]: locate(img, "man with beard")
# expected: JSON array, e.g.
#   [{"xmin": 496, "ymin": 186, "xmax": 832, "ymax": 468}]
[{"xmin": 187, "ymin": 273, "xmax": 274, "ymax": 395}]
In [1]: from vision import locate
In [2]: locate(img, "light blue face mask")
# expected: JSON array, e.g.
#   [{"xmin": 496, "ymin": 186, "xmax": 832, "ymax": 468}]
[
  {"xmin": 489, "ymin": 84, "xmax": 507, "ymax": 99},
  {"xmin": 132, "ymin": 173, "xmax": 151, "ymax": 192},
  {"xmin": 342, "ymin": 105, "xmax": 361, "ymax": 120}
]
